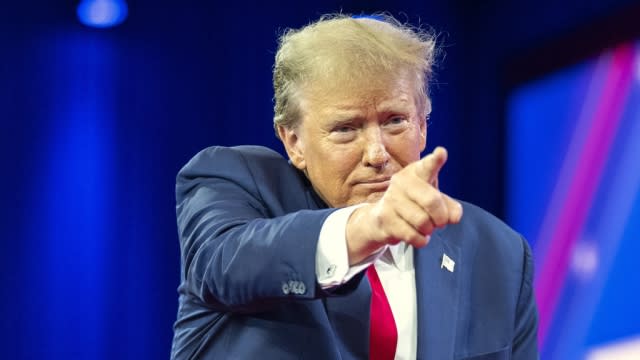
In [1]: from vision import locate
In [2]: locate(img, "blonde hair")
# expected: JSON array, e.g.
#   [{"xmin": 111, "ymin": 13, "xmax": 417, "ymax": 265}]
[{"xmin": 272, "ymin": 13, "xmax": 437, "ymax": 137}]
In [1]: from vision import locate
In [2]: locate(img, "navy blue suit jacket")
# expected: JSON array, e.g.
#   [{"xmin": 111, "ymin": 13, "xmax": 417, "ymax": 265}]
[{"xmin": 170, "ymin": 145, "xmax": 538, "ymax": 359}]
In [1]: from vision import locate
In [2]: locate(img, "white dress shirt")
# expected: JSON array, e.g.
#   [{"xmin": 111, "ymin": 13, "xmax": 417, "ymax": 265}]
[{"xmin": 316, "ymin": 206, "xmax": 418, "ymax": 360}]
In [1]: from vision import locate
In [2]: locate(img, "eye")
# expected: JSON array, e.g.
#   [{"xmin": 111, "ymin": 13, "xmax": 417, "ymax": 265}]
[
  {"xmin": 328, "ymin": 122, "xmax": 358, "ymax": 143},
  {"xmin": 334, "ymin": 125, "xmax": 355, "ymax": 133},
  {"xmin": 384, "ymin": 116, "xmax": 408, "ymax": 127}
]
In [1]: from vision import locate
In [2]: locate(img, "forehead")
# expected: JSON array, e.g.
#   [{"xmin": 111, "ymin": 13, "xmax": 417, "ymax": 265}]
[{"xmin": 300, "ymin": 74, "xmax": 417, "ymax": 115}]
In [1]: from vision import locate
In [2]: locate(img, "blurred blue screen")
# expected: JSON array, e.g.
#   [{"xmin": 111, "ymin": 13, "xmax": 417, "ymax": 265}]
[{"xmin": 506, "ymin": 41, "xmax": 640, "ymax": 359}]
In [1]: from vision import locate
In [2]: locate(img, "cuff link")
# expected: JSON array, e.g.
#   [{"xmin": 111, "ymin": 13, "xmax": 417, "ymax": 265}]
[{"xmin": 326, "ymin": 264, "xmax": 337, "ymax": 276}]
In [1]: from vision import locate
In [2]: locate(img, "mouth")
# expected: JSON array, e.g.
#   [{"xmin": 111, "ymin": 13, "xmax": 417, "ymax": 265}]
[{"xmin": 355, "ymin": 177, "xmax": 391, "ymax": 191}]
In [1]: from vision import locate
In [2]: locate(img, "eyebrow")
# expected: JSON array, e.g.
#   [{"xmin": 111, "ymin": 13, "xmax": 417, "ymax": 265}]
[
  {"xmin": 328, "ymin": 97, "xmax": 412, "ymax": 116},
  {"xmin": 376, "ymin": 97, "xmax": 412, "ymax": 113},
  {"xmin": 323, "ymin": 114, "xmax": 363, "ymax": 131},
  {"xmin": 321, "ymin": 95, "xmax": 414, "ymax": 128}
]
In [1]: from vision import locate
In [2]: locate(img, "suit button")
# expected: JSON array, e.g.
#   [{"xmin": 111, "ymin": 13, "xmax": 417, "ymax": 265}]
[
  {"xmin": 282, "ymin": 282, "xmax": 290, "ymax": 295},
  {"xmin": 290, "ymin": 281, "xmax": 299, "ymax": 294}
]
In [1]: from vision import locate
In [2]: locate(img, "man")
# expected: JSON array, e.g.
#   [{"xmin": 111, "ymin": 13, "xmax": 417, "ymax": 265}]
[{"xmin": 171, "ymin": 14, "xmax": 538, "ymax": 360}]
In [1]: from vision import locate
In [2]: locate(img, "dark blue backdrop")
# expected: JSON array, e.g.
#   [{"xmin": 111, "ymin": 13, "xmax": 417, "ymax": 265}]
[{"xmin": 1, "ymin": 1, "xmax": 637, "ymax": 358}]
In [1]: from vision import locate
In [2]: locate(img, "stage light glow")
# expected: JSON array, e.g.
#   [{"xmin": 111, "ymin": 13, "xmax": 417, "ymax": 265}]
[
  {"xmin": 570, "ymin": 241, "xmax": 599, "ymax": 281},
  {"xmin": 636, "ymin": 47, "xmax": 640, "ymax": 82},
  {"xmin": 77, "ymin": 0, "xmax": 128, "ymax": 28},
  {"xmin": 587, "ymin": 335, "xmax": 640, "ymax": 360}
]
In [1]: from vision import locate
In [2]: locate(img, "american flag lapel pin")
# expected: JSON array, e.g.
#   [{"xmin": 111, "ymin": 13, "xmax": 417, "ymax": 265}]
[{"xmin": 441, "ymin": 253, "xmax": 455, "ymax": 272}]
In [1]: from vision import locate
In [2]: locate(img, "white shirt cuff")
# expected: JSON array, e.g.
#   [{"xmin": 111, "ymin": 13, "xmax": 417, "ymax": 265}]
[{"xmin": 316, "ymin": 205, "xmax": 386, "ymax": 289}]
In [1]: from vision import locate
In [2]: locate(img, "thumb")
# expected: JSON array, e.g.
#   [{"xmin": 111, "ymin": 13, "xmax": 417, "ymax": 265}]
[{"xmin": 414, "ymin": 146, "xmax": 448, "ymax": 188}]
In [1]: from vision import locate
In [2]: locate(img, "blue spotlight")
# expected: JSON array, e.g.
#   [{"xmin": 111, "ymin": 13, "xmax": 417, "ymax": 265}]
[{"xmin": 77, "ymin": 0, "xmax": 128, "ymax": 28}]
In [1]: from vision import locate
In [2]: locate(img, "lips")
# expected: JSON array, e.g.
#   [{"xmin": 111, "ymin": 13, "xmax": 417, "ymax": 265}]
[
  {"xmin": 355, "ymin": 177, "xmax": 391, "ymax": 191},
  {"xmin": 358, "ymin": 177, "xmax": 391, "ymax": 184}
]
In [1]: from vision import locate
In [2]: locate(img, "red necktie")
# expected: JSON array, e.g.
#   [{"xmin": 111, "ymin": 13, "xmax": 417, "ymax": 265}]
[{"xmin": 367, "ymin": 265, "xmax": 398, "ymax": 360}]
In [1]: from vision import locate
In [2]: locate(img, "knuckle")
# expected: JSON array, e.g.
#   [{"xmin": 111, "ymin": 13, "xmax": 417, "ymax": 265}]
[
  {"xmin": 418, "ymin": 220, "xmax": 434, "ymax": 236},
  {"xmin": 412, "ymin": 211, "xmax": 430, "ymax": 227},
  {"xmin": 396, "ymin": 227, "xmax": 416, "ymax": 245},
  {"xmin": 425, "ymin": 196, "xmax": 447, "ymax": 226}
]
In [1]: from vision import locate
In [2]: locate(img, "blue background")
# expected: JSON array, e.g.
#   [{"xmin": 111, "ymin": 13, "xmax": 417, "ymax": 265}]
[
  {"xmin": 1, "ymin": 0, "xmax": 639, "ymax": 358},
  {"xmin": 508, "ymin": 43, "xmax": 640, "ymax": 358}
]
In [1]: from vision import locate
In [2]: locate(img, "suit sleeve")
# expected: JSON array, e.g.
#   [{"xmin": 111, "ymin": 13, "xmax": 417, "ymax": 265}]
[
  {"xmin": 175, "ymin": 146, "xmax": 338, "ymax": 312},
  {"xmin": 512, "ymin": 236, "xmax": 540, "ymax": 359}
]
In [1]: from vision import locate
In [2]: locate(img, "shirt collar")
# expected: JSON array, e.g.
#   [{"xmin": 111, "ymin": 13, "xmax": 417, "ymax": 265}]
[{"xmin": 378, "ymin": 242, "xmax": 414, "ymax": 271}]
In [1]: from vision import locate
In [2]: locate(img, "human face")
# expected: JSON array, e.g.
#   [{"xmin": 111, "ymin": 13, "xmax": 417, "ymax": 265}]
[{"xmin": 279, "ymin": 75, "xmax": 428, "ymax": 208}]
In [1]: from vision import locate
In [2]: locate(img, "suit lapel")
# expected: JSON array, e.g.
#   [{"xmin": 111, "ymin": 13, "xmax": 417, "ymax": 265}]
[{"xmin": 415, "ymin": 230, "xmax": 461, "ymax": 359}]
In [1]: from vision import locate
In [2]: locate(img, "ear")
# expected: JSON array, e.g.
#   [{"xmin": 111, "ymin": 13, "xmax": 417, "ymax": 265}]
[{"xmin": 277, "ymin": 125, "xmax": 306, "ymax": 170}]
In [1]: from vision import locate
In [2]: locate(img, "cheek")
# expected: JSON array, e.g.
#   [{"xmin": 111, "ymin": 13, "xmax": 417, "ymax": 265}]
[
  {"xmin": 316, "ymin": 153, "xmax": 358, "ymax": 186},
  {"xmin": 386, "ymin": 138, "xmax": 421, "ymax": 166},
  {"xmin": 316, "ymin": 142, "xmax": 360, "ymax": 171},
  {"xmin": 310, "ymin": 145, "xmax": 360, "ymax": 190}
]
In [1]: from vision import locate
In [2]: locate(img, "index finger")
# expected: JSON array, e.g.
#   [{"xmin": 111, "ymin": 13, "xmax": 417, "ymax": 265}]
[{"xmin": 414, "ymin": 146, "xmax": 448, "ymax": 185}]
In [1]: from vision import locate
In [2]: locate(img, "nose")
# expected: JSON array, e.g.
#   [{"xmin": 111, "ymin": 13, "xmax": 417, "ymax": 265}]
[{"xmin": 362, "ymin": 127, "xmax": 390, "ymax": 169}]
